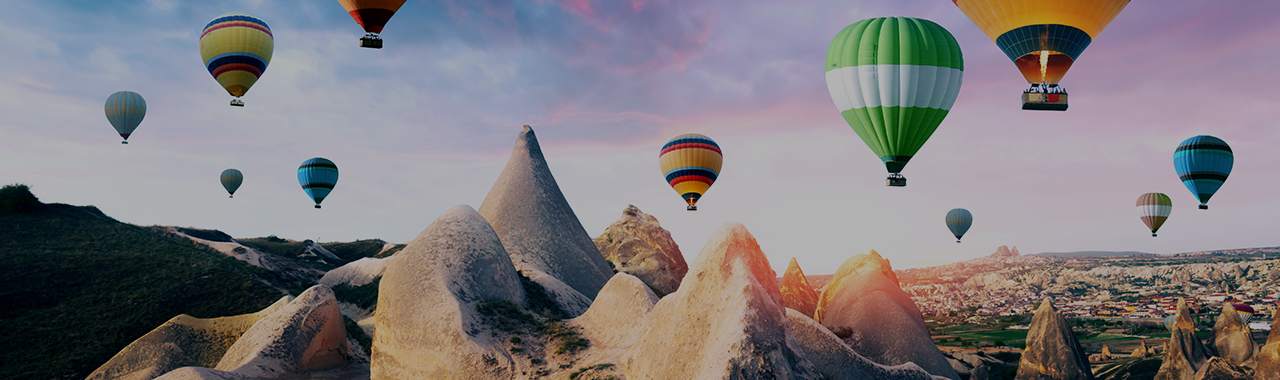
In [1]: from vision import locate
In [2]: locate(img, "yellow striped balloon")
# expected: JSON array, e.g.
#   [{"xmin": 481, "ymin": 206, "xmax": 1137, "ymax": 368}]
[
  {"xmin": 199, "ymin": 12, "xmax": 273, "ymax": 106},
  {"xmin": 659, "ymin": 134, "xmax": 722, "ymax": 211}
]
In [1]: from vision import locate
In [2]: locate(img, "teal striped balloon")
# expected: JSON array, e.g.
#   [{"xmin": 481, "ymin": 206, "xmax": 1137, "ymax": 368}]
[
  {"xmin": 298, "ymin": 158, "xmax": 338, "ymax": 209},
  {"xmin": 946, "ymin": 208, "xmax": 973, "ymax": 243},
  {"xmin": 220, "ymin": 169, "xmax": 243, "ymax": 198},
  {"xmin": 105, "ymin": 91, "xmax": 146, "ymax": 144},
  {"xmin": 826, "ymin": 17, "xmax": 963, "ymax": 180}
]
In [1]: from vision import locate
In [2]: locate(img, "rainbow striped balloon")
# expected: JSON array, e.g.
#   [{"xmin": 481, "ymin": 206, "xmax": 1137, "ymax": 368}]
[
  {"xmin": 659, "ymin": 134, "xmax": 722, "ymax": 211},
  {"xmin": 1136, "ymin": 192, "xmax": 1171, "ymax": 237},
  {"xmin": 199, "ymin": 12, "xmax": 273, "ymax": 104}
]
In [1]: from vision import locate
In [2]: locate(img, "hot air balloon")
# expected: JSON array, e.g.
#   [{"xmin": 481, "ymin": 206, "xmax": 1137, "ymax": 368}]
[
  {"xmin": 659, "ymin": 134, "xmax": 722, "ymax": 211},
  {"xmin": 220, "ymin": 169, "xmax": 243, "ymax": 198},
  {"xmin": 1164, "ymin": 315, "xmax": 1178, "ymax": 331},
  {"xmin": 946, "ymin": 208, "xmax": 973, "ymax": 243},
  {"xmin": 338, "ymin": 0, "xmax": 406, "ymax": 49},
  {"xmin": 1232, "ymin": 303, "xmax": 1255, "ymax": 325},
  {"xmin": 105, "ymin": 91, "xmax": 146, "ymax": 144},
  {"xmin": 1174, "ymin": 135, "xmax": 1233, "ymax": 210},
  {"xmin": 951, "ymin": 0, "xmax": 1130, "ymax": 111},
  {"xmin": 199, "ymin": 12, "xmax": 273, "ymax": 107},
  {"xmin": 1136, "ymin": 193, "xmax": 1171, "ymax": 237},
  {"xmin": 298, "ymin": 158, "xmax": 338, "ymax": 209},
  {"xmin": 826, "ymin": 17, "xmax": 963, "ymax": 187}
]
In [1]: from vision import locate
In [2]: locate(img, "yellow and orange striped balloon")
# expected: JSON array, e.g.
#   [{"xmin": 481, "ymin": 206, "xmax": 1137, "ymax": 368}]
[{"xmin": 659, "ymin": 134, "xmax": 722, "ymax": 211}]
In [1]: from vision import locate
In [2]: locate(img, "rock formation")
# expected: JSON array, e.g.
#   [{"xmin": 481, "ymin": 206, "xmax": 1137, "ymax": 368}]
[
  {"xmin": 623, "ymin": 222, "xmax": 821, "ymax": 379},
  {"xmin": 478, "ymin": 126, "xmax": 614, "ymax": 302},
  {"xmin": 1210, "ymin": 303, "xmax": 1256, "ymax": 367},
  {"xmin": 781, "ymin": 258, "xmax": 819, "ymax": 318},
  {"xmin": 1156, "ymin": 298, "xmax": 1212, "ymax": 380},
  {"xmin": 992, "ymin": 245, "xmax": 1020, "ymax": 258},
  {"xmin": 1016, "ymin": 298, "xmax": 1093, "ymax": 380},
  {"xmin": 1103, "ymin": 345, "xmax": 1113, "ymax": 358},
  {"xmin": 319, "ymin": 257, "xmax": 390, "ymax": 287},
  {"xmin": 1255, "ymin": 310, "xmax": 1280, "ymax": 379},
  {"xmin": 370, "ymin": 205, "xmax": 527, "ymax": 379},
  {"xmin": 971, "ymin": 364, "xmax": 991, "ymax": 380},
  {"xmin": 1192, "ymin": 357, "xmax": 1252, "ymax": 380},
  {"xmin": 152, "ymin": 285, "xmax": 357, "ymax": 379},
  {"xmin": 87, "ymin": 297, "xmax": 292, "ymax": 380},
  {"xmin": 815, "ymin": 250, "xmax": 959, "ymax": 380},
  {"xmin": 562, "ymin": 273, "xmax": 658, "ymax": 377},
  {"xmin": 592, "ymin": 204, "xmax": 688, "ymax": 297},
  {"xmin": 1133, "ymin": 340, "xmax": 1150, "ymax": 357},
  {"xmin": 785, "ymin": 309, "xmax": 941, "ymax": 380}
]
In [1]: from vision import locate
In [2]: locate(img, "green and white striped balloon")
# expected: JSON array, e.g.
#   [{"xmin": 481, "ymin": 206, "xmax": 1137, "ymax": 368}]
[{"xmin": 825, "ymin": 17, "xmax": 963, "ymax": 175}]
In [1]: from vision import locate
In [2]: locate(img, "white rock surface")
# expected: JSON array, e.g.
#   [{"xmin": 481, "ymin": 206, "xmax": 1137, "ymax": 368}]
[
  {"xmin": 787, "ymin": 309, "xmax": 948, "ymax": 380},
  {"xmin": 318, "ymin": 257, "xmax": 390, "ymax": 288},
  {"xmin": 370, "ymin": 205, "xmax": 526, "ymax": 379}
]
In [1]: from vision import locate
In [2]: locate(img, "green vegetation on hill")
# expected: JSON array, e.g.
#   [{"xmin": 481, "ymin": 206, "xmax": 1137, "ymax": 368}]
[
  {"xmin": 321, "ymin": 239, "xmax": 390, "ymax": 262},
  {"xmin": 239, "ymin": 236, "xmax": 337, "ymax": 271},
  {"xmin": 0, "ymin": 184, "xmax": 42, "ymax": 214},
  {"xmin": 0, "ymin": 191, "xmax": 282, "ymax": 379}
]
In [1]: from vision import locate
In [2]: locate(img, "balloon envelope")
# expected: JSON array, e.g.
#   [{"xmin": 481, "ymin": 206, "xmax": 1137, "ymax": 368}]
[
  {"xmin": 1136, "ymin": 193, "xmax": 1171, "ymax": 236},
  {"xmin": 105, "ymin": 91, "xmax": 146, "ymax": 143},
  {"xmin": 825, "ymin": 17, "xmax": 963, "ymax": 175},
  {"xmin": 199, "ymin": 12, "xmax": 273, "ymax": 99},
  {"xmin": 338, "ymin": 0, "xmax": 406, "ymax": 34},
  {"xmin": 946, "ymin": 208, "xmax": 973, "ymax": 242},
  {"xmin": 659, "ymin": 134, "xmax": 722, "ymax": 209},
  {"xmin": 952, "ymin": 0, "xmax": 1129, "ymax": 85},
  {"xmin": 220, "ymin": 169, "xmax": 243, "ymax": 197},
  {"xmin": 298, "ymin": 158, "xmax": 338, "ymax": 208},
  {"xmin": 1174, "ymin": 135, "xmax": 1233, "ymax": 209}
]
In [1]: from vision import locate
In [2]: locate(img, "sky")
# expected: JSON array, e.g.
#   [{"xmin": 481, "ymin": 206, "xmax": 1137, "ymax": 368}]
[{"xmin": 2, "ymin": 0, "xmax": 1279, "ymax": 273}]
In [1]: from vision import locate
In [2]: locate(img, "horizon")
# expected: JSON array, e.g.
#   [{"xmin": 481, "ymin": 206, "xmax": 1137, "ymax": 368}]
[{"xmin": 3, "ymin": 0, "xmax": 1280, "ymax": 273}]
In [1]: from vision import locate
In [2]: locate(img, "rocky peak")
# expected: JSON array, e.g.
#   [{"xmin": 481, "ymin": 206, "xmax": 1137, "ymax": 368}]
[
  {"xmin": 781, "ymin": 258, "xmax": 819, "ymax": 318},
  {"xmin": 1211, "ymin": 303, "xmax": 1257, "ymax": 367},
  {"xmin": 1156, "ymin": 298, "xmax": 1212, "ymax": 380},
  {"xmin": 593, "ymin": 204, "xmax": 688, "ymax": 297},
  {"xmin": 1016, "ymin": 298, "xmax": 1094, "ymax": 380},
  {"xmin": 478, "ymin": 126, "xmax": 614, "ymax": 300},
  {"xmin": 992, "ymin": 245, "xmax": 1020, "ymax": 258}
]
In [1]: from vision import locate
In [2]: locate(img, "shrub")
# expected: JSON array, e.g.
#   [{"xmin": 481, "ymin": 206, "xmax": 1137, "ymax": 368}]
[{"xmin": 0, "ymin": 184, "xmax": 42, "ymax": 214}]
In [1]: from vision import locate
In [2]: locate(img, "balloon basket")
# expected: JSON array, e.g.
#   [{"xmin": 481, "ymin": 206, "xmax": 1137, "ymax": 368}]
[
  {"xmin": 230, "ymin": 99, "xmax": 245, "ymax": 107},
  {"xmin": 229, "ymin": 195, "xmax": 234, "ymax": 198},
  {"xmin": 360, "ymin": 35, "xmax": 383, "ymax": 49},
  {"xmin": 315, "ymin": 205, "xmax": 322, "ymax": 209},
  {"xmin": 686, "ymin": 205, "xmax": 697, "ymax": 211},
  {"xmin": 121, "ymin": 141, "xmax": 128, "ymax": 144},
  {"xmin": 956, "ymin": 240, "xmax": 962, "ymax": 243},
  {"xmin": 886, "ymin": 174, "xmax": 906, "ymax": 187},
  {"xmin": 1022, "ymin": 91, "xmax": 1068, "ymax": 111},
  {"xmin": 1152, "ymin": 233, "xmax": 1157, "ymax": 237},
  {"xmin": 1199, "ymin": 204, "xmax": 1208, "ymax": 210}
]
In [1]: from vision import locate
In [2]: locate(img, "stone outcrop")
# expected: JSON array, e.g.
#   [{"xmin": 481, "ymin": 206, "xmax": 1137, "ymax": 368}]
[
  {"xmin": 370, "ymin": 205, "xmax": 527, "ymax": 379},
  {"xmin": 781, "ymin": 258, "xmax": 820, "ymax": 318},
  {"xmin": 152, "ymin": 285, "xmax": 356, "ymax": 379},
  {"xmin": 1156, "ymin": 298, "xmax": 1212, "ymax": 380},
  {"xmin": 815, "ymin": 250, "xmax": 959, "ymax": 380},
  {"xmin": 786, "ymin": 309, "xmax": 943, "ymax": 380},
  {"xmin": 87, "ymin": 297, "xmax": 292, "ymax": 380},
  {"xmin": 1210, "ymin": 303, "xmax": 1256, "ymax": 367},
  {"xmin": 1192, "ymin": 357, "xmax": 1252, "ymax": 380},
  {"xmin": 1133, "ymin": 340, "xmax": 1150, "ymax": 357},
  {"xmin": 1255, "ymin": 310, "xmax": 1280, "ymax": 379},
  {"xmin": 1016, "ymin": 298, "xmax": 1093, "ymax": 380},
  {"xmin": 592, "ymin": 204, "xmax": 688, "ymax": 297},
  {"xmin": 319, "ymin": 257, "xmax": 390, "ymax": 287},
  {"xmin": 478, "ymin": 125, "xmax": 614, "ymax": 302},
  {"xmin": 623, "ymin": 222, "xmax": 821, "ymax": 379},
  {"xmin": 992, "ymin": 245, "xmax": 1020, "ymax": 258}
]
